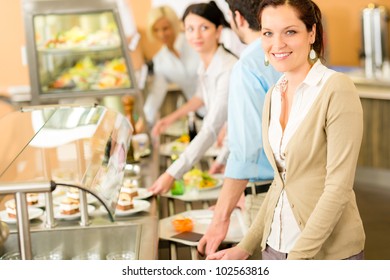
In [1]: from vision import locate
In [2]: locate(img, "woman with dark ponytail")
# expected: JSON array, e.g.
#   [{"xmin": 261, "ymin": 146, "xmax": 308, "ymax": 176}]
[
  {"xmin": 208, "ymin": 0, "xmax": 365, "ymax": 260},
  {"xmin": 149, "ymin": 1, "xmax": 237, "ymax": 194}
]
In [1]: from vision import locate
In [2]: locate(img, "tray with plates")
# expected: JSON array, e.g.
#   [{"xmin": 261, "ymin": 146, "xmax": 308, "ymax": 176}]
[{"xmin": 159, "ymin": 209, "xmax": 247, "ymax": 246}]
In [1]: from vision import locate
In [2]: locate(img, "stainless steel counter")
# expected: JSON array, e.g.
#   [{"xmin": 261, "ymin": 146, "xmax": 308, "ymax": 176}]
[
  {"xmin": 346, "ymin": 70, "xmax": 390, "ymax": 100},
  {"xmin": 0, "ymin": 150, "xmax": 160, "ymax": 260}
]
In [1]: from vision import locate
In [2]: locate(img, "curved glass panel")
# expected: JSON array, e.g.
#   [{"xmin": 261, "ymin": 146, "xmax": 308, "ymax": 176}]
[{"xmin": 0, "ymin": 104, "xmax": 132, "ymax": 220}]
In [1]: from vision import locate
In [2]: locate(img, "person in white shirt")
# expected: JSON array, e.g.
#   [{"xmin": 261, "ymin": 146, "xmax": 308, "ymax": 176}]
[
  {"xmin": 149, "ymin": 1, "xmax": 237, "ymax": 195},
  {"xmin": 143, "ymin": 5, "xmax": 200, "ymax": 127}
]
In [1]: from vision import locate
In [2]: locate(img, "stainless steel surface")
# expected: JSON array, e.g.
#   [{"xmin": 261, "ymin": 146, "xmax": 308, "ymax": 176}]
[
  {"xmin": 15, "ymin": 192, "xmax": 32, "ymax": 259},
  {"xmin": 361, "ymin": 4, "xmax": 389, "ymax": 80},
  {"xmin": 1, "ymin": 221, "xmax": 153, "ymax": 260},
  {"xmin": 0, "ymin": 150, "xmax": 159, "ymax": 260},
  {"xmin": 78, "ymin": 190, "xmax": 90, "ymax": 226},
  {"xmin": 44, "ymin": 192, "xmax": 56, "ymax": 228},
  {"xmin": 0, "ymin": 181, "xmax": 54, "ymax": 194}
]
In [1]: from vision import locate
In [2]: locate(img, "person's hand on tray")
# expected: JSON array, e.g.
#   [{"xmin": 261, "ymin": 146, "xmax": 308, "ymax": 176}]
[{"xmin": 148, "ymin": 172, "xmax": 175, "ymax": 195}]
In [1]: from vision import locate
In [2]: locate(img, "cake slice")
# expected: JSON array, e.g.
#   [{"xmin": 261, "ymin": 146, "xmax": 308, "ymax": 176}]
[
  {"xmin": 26, "ymin": 193, "xmax": 39, "ymax": 206},
  {"xmin": 59, "ymin": 197, "xmax": 80, "ymax": 215},
  {"xmin": 5, "ymin": 200, "xmax": 17, "ymax": 219},
  {"xmin": 116, "ymin": 192, "xmax": 135, "ymax": 211}
]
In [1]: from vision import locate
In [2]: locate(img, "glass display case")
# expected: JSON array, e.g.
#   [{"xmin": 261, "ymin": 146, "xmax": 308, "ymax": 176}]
[
  {"xmin": 0, "ymin": 104, "xmax": 132, "ymax": 218},
  {"xmin": 22, "ymin": 0, "xmax": 139, "ymax": 104}
]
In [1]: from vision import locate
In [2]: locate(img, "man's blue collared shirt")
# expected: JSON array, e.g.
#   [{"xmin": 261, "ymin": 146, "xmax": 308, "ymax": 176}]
[{"xmin": 225, "ymin": 39, "xmax": 282, "ymax": 182}]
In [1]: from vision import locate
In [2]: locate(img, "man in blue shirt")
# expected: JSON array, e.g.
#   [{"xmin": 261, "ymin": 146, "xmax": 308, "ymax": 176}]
[{"xmin": 197, "ymin": 0, "xmax": 281, "ymax": 258}]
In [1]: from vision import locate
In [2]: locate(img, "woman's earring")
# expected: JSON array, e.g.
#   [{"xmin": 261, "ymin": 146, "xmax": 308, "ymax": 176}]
[
  {"xmin": 264, "ymin": 55, "xmax": 269, "ymax": 66},
  {"xmin": 309, "ymin": 46, "xmax": 317, "ymax": 61}
]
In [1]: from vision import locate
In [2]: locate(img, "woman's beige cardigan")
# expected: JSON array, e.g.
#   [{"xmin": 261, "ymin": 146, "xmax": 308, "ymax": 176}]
[{"xmin": 238, "ymin": 72, "xmax": 365, "ymax": 260}]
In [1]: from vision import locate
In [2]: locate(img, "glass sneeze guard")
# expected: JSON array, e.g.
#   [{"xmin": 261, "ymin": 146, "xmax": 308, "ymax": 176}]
[{"xmin": 0, "ymin": 104, "xmax": 132, "ymax": 221}]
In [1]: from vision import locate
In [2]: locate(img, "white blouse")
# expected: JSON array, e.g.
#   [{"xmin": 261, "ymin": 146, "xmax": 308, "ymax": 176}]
[
  {"xmin": 267, "ymin": 61, "xmax": 335, "ymax": 253},
  {"xmin": 167, "ymin": 46, "xmax": 237, "ymax": 179},
  {"xmin": 143, "ymin": 33, "xmax": 199, "ymax": 125}
]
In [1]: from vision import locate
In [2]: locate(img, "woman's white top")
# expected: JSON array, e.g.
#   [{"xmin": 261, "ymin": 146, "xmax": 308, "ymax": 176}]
[
  {"xmin": 167, "ymin": 46, "xmax": 237, "ymax": 178},
  {"xmin": 267, "ymin": 61, "xmax": 334, "ymax": 253},
  {"xmin": 143, "ymin": 33, "xmax": 200, "ymax": 125}
]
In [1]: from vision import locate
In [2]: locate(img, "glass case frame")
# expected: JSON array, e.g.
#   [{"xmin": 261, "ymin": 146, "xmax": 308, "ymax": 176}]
[{"xmin": 22, "ymin": 0, "xmax": 139, "ymax": 105}]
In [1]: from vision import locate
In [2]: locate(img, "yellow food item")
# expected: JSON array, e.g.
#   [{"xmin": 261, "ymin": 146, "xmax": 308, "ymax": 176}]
[
  {"xmin": 183, "ymin": 168, "xmax": 217, "ymax": 189},
  {"xmin": 176, "ymin": 134, "xmax": 190, "ymax": 143}
]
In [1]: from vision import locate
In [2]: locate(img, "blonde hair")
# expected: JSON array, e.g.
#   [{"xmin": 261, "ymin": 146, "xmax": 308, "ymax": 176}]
[{"xmin": 146, "ymin": 5, "xmax": 181, "ymax": 42}]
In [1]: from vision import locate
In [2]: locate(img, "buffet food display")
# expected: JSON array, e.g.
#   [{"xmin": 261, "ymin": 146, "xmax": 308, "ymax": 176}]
[{"xmin": 22, "ymin": 0, "xmax": 138, "ymax": 103}]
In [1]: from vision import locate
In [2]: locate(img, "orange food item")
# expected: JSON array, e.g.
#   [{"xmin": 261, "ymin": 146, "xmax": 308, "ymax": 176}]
[{"xmin": 172, "ymin": 216, "xmax": 194, "ymax": 232}]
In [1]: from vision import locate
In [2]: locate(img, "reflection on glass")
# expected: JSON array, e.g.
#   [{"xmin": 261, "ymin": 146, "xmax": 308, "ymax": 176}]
[{"xmin": 0, "ymin": 105, "xmax": 132, "ymax": 220}]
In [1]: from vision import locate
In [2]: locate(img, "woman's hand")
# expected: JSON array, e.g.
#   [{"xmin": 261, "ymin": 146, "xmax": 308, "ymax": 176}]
[
  {"xmin": 151, "ymin": 115, "xmax": 175, "ymax": 137},
  {"xmin": 208, "ymin": 161, "xmax": 225, "ymax": 174},
  {"xmin": 206, "ymin": 246, "xmax": 250, "ymax": 260},
  {"xmin": 148, "ymin": 172, "xmax": 175, "ymax": 195},
  {"xmin": 216, "ymin": 123, "xmax": 227, "ymax": 147}
]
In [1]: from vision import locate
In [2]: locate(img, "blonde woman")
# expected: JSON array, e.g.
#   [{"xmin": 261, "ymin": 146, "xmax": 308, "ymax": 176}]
[{"xmin": 143, "ymin": 5, "xmax": 200, "ymax": 126}]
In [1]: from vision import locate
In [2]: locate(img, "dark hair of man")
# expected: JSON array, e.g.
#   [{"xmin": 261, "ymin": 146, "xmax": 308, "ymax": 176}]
[
  {"xmin": 225, "ymin": 0, "xmax": 262, "ymax": 31},
  {"xmin": 182, "ymin": 1, "xmax": 230, "ymax": 29},
  {"xmin": 257, "ymin": 0, "xmax": 324, "ymax": 59}
]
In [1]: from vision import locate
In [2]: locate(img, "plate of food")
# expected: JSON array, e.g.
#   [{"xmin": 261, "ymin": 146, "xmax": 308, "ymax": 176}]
[
  {"xmin": 133, "ymin": 188, "xmax": 153, "ymax": 200},
  {"xmin": 0, "ymin": 201, "xmax": 44, "ymax": 224},
  {"xmin": 53, "ymin": 188, "xmax": 98, "ymax": 205},
  {"xmin": 183, "ymin": 169, "xmax": 223, "ymax": 191},
  {"xmin": 53, "ymin": 203, "xmax": 96, "ymax": 220},
  {"xmin": 5, "ymin": 193, "xmax": 46, "ymax": 209},
  {"xmin": 115, "ymin": 200, "xmax": 151, "ymax": 217}
]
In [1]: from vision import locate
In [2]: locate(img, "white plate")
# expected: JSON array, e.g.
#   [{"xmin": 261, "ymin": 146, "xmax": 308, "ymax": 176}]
[
  {"xmin": 196, "ymin": 178, "xmax": 223, "ymax": 192},
  {"xmin": 5, "ymin": 193, "xmax": 46, "ymax": 209},
  {"xmin": 53, "ymin": 205, "xmax": 95, "ymax": 220},
  {"xmin": 115, "ymin": 200, "xmax": 150, "ymax": 216},
  {"xmin": 53, "ymin": 193, "xmax": 98, "ymax": 205},
  {"xmin": 133, "ymin": 188, "xmax": 153, "ymax": 200},
  {"xmin": 0, "ymin": 207, "xmax": 44, "ymax": 224}
]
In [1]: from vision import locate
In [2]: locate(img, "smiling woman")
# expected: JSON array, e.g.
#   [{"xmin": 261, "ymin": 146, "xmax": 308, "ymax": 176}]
[
  {"xmin": 148, "ymin": 1, "xmax": 237, "ymax": 195},
  {"xmin": 206, "ymin": 0, "xmax": 365, "ymax": 261}
]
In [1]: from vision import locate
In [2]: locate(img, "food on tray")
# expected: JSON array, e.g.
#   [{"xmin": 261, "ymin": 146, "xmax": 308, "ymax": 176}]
[
  {"xmin": 183, "ymin": 168, "xmax": 218, "ymax": 189},
  {"xmin": 41, "ymin": 25, "xmax": 120, "ymax": 50},
  {"xmin": 176, "ymin": 134, "xmax": 190, "ymax": 144},
  {"xmin": 26, "ymin": 193, "xmax": 39, "ymax": 206},
  {"xmin": 169, "ymin": 134, "xmax": 190, "ymax": 154},
  {"xmin": 116, "ymin": 184, "xmax": 138, "ymax": 211},
  {"xmin": 59, "ymin": 197, "xmax": 80, "ymax": 215},
  {"xmin": 66, "ymin": 187, "xmax": 81, "ymax": 201},
  {"xmin": 172, "ymin": 215, "xmax": 194, "ymax": 232},
  {"xmin": 47, "ymin": 57, "xmax": 130, "ymax": 91},
  {"xmin": 5, "ymin": 200, "xmax": 17, "ymax": 219}
]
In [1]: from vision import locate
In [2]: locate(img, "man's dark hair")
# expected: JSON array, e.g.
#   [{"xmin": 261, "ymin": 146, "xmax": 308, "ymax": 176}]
[{"xmin": 225, "ymin": 0, "xmax": 261, "ymax": 31}]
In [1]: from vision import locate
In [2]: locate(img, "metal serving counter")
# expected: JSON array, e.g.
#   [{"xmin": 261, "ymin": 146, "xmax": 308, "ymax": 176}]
[
  {"xmin": 0, "ymin": 153, "xmax": 160, "ymax": 260},
  {"xmin": 346, "ymin": 72, "xmax": 390, "ymax": 188},
  {"xmin": 0, "ymin": 104, "xmax": 160, "ymax": 259}
]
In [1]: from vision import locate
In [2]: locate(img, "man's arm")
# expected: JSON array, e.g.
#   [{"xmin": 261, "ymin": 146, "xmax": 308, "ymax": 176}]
[{"xmin": 197, "ymin": 178, "xmax": 248, "ymax": 256}]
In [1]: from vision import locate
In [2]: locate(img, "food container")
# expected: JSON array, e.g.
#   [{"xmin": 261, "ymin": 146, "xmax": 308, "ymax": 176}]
[{"xmin": 172, "ymin": 216, "xmax": 194, "ymax": 232}]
